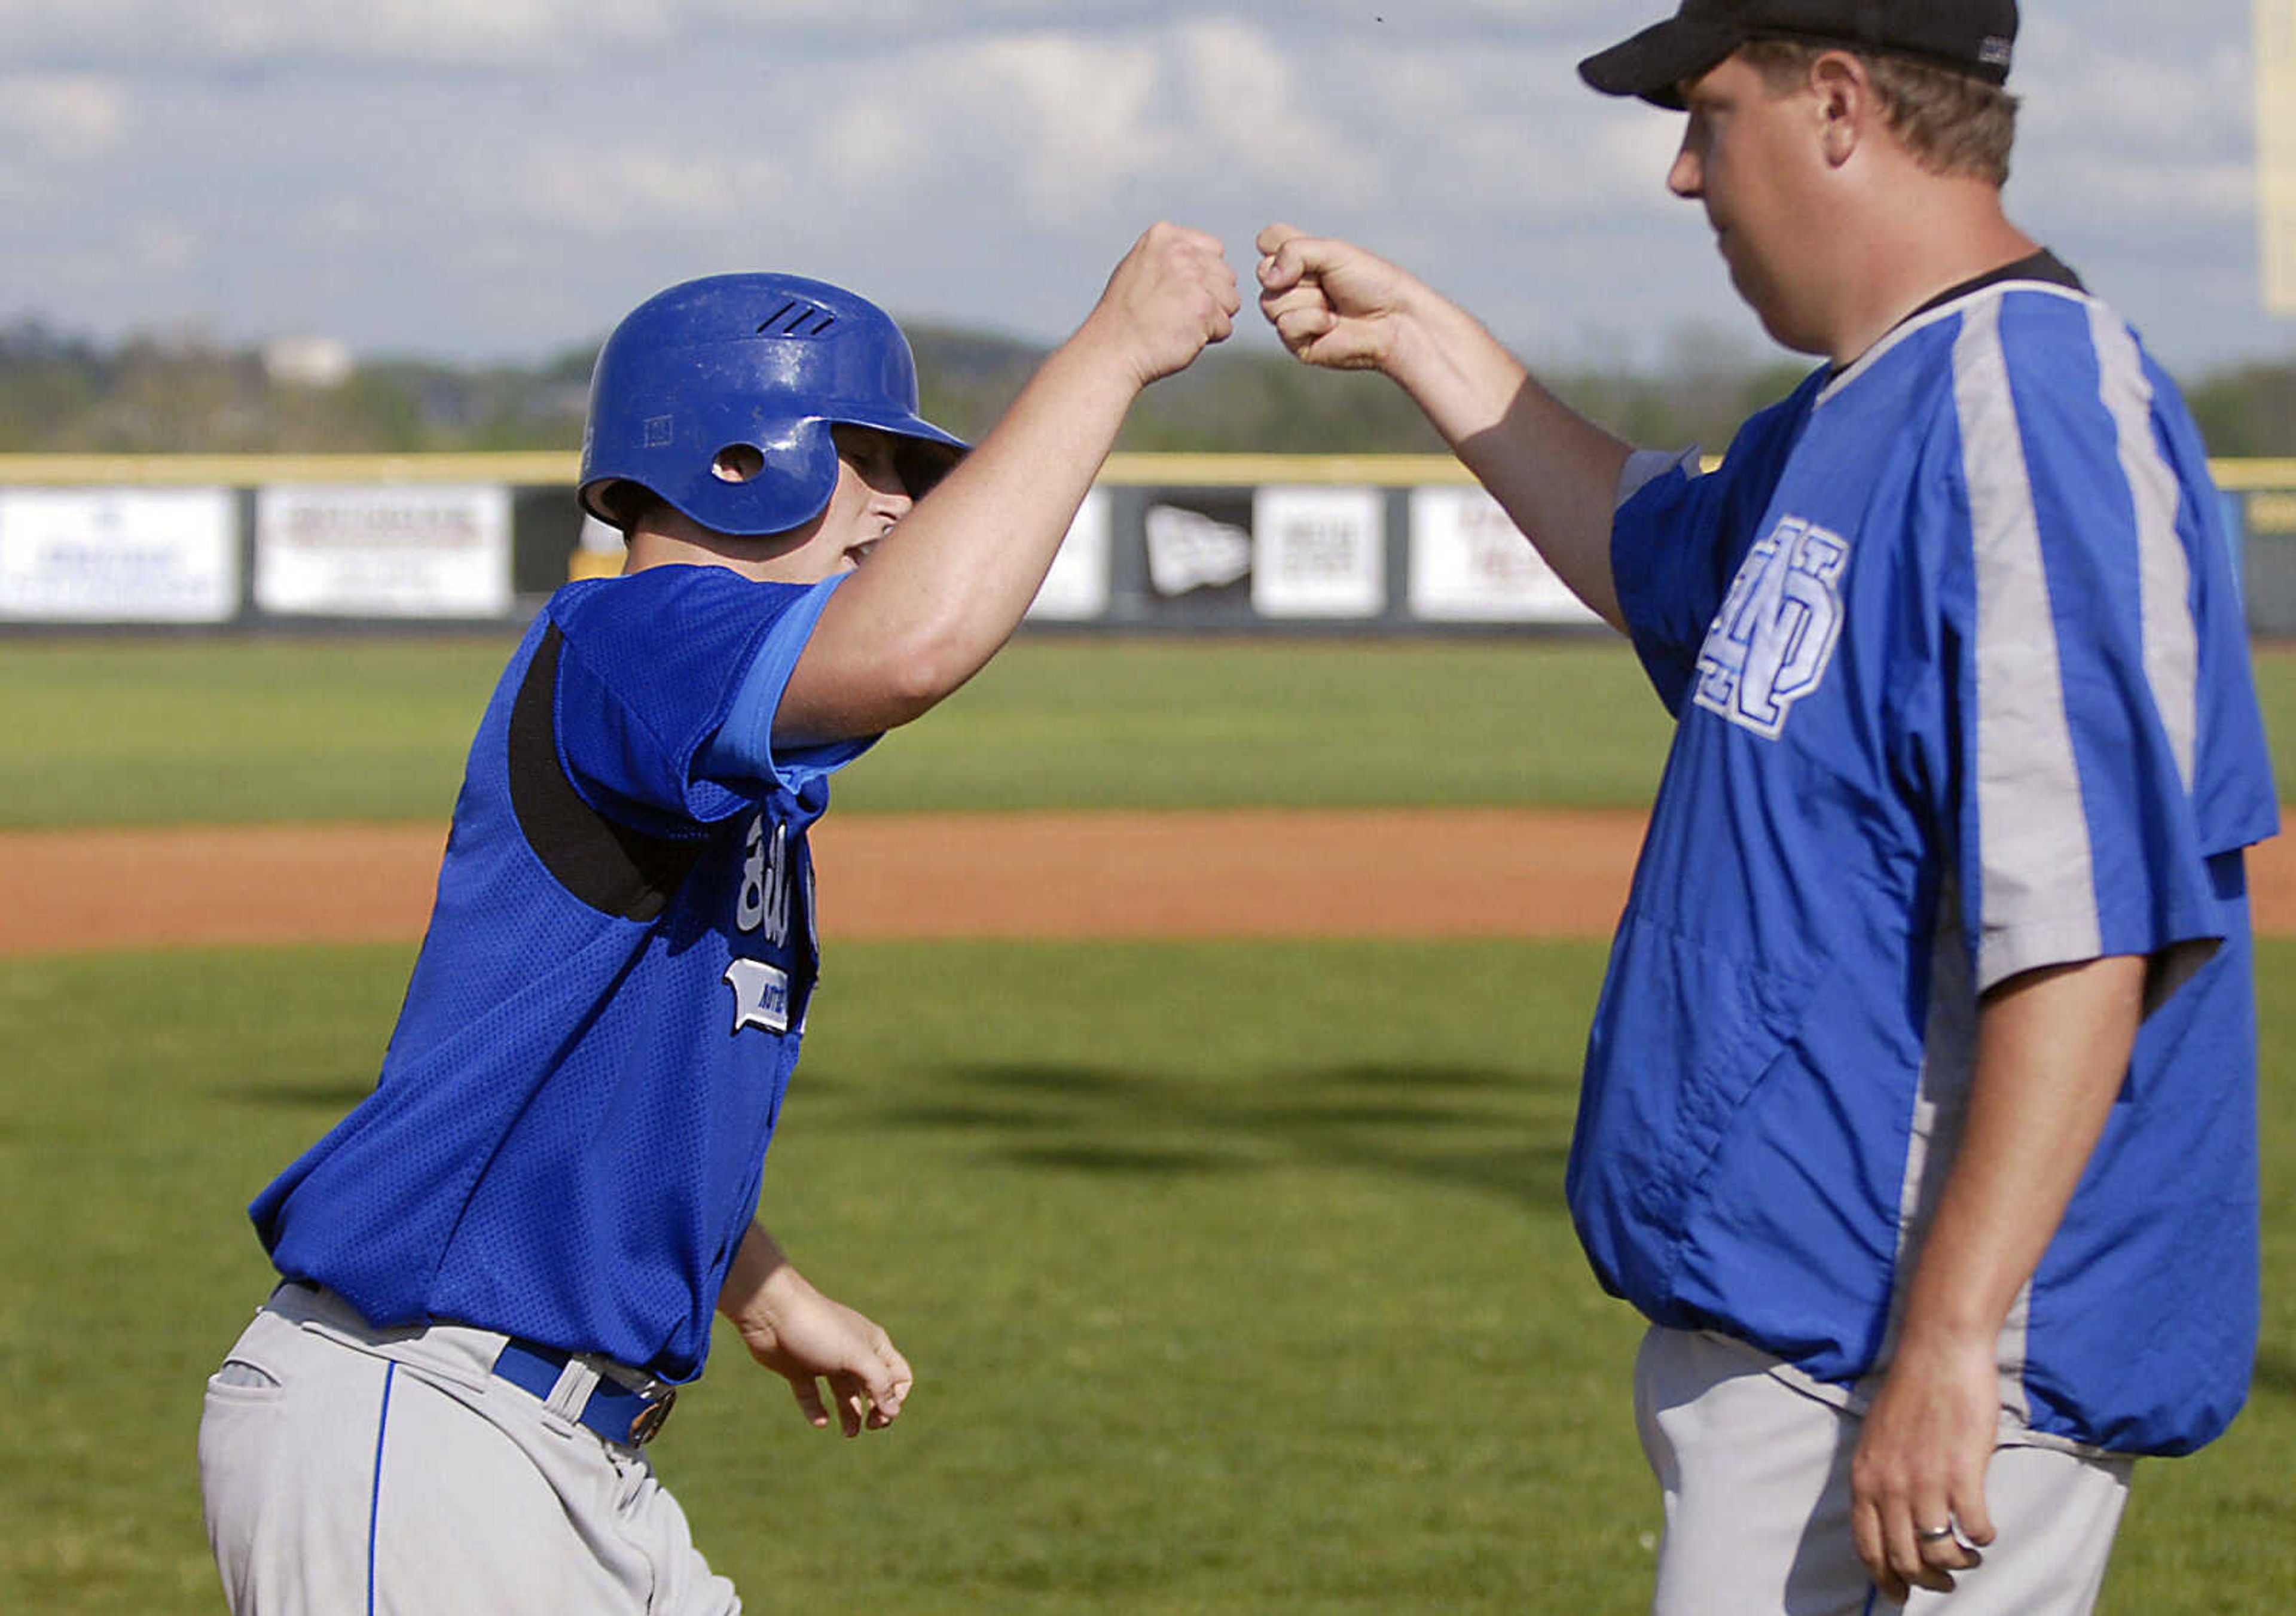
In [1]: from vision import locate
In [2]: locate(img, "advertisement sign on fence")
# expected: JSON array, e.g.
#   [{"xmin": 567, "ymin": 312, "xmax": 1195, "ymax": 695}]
[
  {"xmin": 1407, "ymin": 485, "xmax": 1603, "ymax": 625},
  {"xmin": 1027, "ymin": 489, "xmax": 1112, "ymax": 621},
  {"xmin": 256, "ymin": 484, "xmax": 512, "ymax": 618},
  {"xmin": 1134, "ymin": 492, "xmax": 1258, "ymax": 626},
  {"xmin": 1250, "ymin": 486, "xmax": 1385, "ymax": 619},
  {"xmin": 0, "ymin": 487, "xmax": 239, "ymax": 623}
]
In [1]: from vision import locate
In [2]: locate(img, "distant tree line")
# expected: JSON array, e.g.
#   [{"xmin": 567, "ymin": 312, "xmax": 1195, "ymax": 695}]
[{"xmin": 1, "ymin": 315, "xmax": 2289, "ymax": 460}]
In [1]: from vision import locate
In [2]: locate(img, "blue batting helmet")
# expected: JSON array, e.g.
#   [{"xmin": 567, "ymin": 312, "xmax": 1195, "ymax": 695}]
[{"xmin": 578, "ymin": 272, "xmax": 967, "ymax": 538}]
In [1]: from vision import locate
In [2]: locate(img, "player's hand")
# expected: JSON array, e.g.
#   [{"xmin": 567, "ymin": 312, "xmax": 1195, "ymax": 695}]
[
  {"xmin": 724, "ymin": 1259, "xmax": 913, "ymax": 1437},
  {"xmin": 1849, "ymin": 1335, "xmax": 2000, "ymax": 1602},
  {"xmin": 1079, "ymin": 222, "xmax": 1239, "ymax": 388},
  {"xmin": 1256, "ymin": 224, "xmax": 1414, "ymax": 373}
]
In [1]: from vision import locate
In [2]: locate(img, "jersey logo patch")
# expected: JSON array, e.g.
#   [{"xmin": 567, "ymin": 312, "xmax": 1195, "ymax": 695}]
[
  {"xmin": 723, "ymin": 959, "xmax": 792, "ymax": 1035},
  {"xmin": 1694, "ymin": 514, "xmax": 1851, "ymax": 740}
]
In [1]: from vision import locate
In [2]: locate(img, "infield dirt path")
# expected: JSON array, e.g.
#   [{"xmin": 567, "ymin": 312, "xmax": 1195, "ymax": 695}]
[{"xmin": 4, "ymin": 809, "xmax": 2293, "ymax": 957}]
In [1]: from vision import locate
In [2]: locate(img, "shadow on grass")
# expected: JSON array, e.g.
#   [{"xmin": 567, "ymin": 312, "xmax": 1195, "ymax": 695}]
[
  {"xmin": 1007, "ymin": 1144, "xmax": 1253, "ymax": 1175},
  {"xmin": 853, "ymin": 1058, "xmax": 1578, "ymax": 1216},
  {"xmin": 224, "ymin": 1080, "xmax": 377, "ymax": 1110},
  {"xmin": 2251, "ymin": 1344, "xmax": 2296, "ymax": 1401}
]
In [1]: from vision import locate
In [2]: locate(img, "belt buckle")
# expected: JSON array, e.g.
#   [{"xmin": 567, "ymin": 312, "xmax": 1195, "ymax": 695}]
[{"xmin": 626, "ymin": 1385, "xmax": 676, "ymax": 1446}]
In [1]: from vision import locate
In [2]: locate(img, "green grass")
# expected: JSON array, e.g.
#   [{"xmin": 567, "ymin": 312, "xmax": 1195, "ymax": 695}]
[
  {"xmin": 0, "ymin": 637, "xmax": 514, "ymax": 827},
  {"xmin": 7, "ymin": 634, "xmax": 2296, "ymax": 828},
  {"xmin": 2, "ymin": 939, "xmax": 2290, "ymax": 1612},
  {"xmin": 0, "ymin": 633, "xmax": 1670, "ymax": 825},
  {"xmin": 0, "ymin": 634, "xmax": 1687, "ymax": 825},
  {"xmin": 845, "ymin": 636, "xmax": 1678, "ymax": 813}
]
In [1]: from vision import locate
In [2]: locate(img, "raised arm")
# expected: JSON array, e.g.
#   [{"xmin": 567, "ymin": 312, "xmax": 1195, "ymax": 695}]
[
  {"xmin": 1255, "ymin": 223, "xmax": 1632, "ymax": 630},
  {"xmin": 776, "ymin": 224, "xmax": 1239, "ymax": 744}
]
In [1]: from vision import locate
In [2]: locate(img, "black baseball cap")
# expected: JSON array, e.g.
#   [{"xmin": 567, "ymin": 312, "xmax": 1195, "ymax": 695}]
[{"xmin": 1580, "ymin": 0, "xmax": 2018, "ymax": 109}]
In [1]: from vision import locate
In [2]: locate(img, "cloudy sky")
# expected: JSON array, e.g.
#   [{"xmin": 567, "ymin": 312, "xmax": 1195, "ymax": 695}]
[{"xmin": 0, "ymin": 1, "xmax": 2277, "ymax": 377}]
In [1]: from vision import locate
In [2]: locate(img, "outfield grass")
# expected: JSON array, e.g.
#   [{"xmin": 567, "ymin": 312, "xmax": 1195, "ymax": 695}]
[
  {"xmin": 7, "ymin": 633, "xmax": 2296, "ymax": 828},
  {"xmin": 0, "ymin": 633, "xmax": 2280, "ymax": 827},
  {"xmin": 1, "ymin": 938, "xmax": 2290, "ymax": 1613}
]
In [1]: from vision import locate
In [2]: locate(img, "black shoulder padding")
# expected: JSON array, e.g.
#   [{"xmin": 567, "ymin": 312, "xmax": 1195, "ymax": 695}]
[{"xmin": 508, "ymin": 626, "xmax": 705, "ymax": 922}]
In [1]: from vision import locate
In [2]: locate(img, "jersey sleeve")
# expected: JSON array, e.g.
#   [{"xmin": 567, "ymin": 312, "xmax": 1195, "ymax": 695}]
[
  {"xmin": 546, "ymin": 567, "xmax": 860, "ymax": 831},
  {"xmin": 1929, "ymin": 291, "xmax": 2276, "ymax": 1006},
  {"xmin": 697, "ymin": 571, "xmax": 875, "ymax": 794},
  {"xmin": 1611, "ymin": 376, "xmax": 1824, "ymax": 715}
]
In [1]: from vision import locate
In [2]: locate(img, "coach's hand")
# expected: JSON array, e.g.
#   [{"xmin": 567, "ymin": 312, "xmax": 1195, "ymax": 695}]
[
  {"xmin": 1851, "ymin": 1338, "xmax": 1998, "ymax": 1602},
  {"xmin": 718, "ymin": 1223, "xmax": 913, "ymax": 1436},
  {"xmin": 1256, "ymin": 224, "xmax": 1416, "ymax": 373}
]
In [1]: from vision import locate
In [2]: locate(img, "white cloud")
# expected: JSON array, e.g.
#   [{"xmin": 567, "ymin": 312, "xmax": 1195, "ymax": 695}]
[
  {"xmin": 0, "ymin": 3, "xmax": 2284, "ymax": 371},
  {"xmin": 0, "ymin": 0, "xmax": 1637, "ymax": 71},
  {"xmin": 0, "ymin": 0, "xmax": 637, "ymax": 68},
  {"xmin": 920, "ymin": 31, "xmax": 1176, "ymax": 217},
  {"xmin": 0, "ymin": 212, "xmax": 206, "ymax": 325},
  {"xmin": 124, "ymin": 217, "xmax": 205, "ymax": 278},
  {"xmin": 0, "ymin": 74, "xmax": 129, "ymax": 160},
  {"xmin": 0, "ymin": 72, "xmax": 130, "ymax": 212},
  {"xmin": 0, "ymin": 1, "xmax": 1629, "ymax": 59},
  {"xmin": 506, "ymin": 146, "xmax": 734, "ymax": 235}
]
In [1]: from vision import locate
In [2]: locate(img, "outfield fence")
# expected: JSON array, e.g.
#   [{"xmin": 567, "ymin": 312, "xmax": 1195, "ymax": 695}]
[{"xmin": 2, "ymin": 452, "xmax": 2293, "ymax": 634}]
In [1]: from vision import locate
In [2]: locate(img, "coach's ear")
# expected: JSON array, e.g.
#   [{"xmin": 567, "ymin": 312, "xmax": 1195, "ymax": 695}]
[{"xmin": 1809, "ymin": 48, "xmax": 1874, "ymax": 169}]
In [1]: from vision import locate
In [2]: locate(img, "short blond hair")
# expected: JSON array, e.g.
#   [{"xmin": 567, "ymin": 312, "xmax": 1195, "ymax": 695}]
[{"xmin": 1740, "ymin": 38, "xmax": 2017, "ymax": 187}]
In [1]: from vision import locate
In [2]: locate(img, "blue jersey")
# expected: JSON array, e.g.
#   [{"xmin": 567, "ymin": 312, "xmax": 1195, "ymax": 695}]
[
  {"xmin": 1571, "ymin": 275, "xmax": 2277, "ymax": 1455},
  {"xmin": 253, "ymin": 564, "xmax": 867, "ymax": 1383}
]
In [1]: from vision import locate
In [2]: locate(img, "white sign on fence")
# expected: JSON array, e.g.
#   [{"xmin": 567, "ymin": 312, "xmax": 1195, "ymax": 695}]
[
  {"xmin": 1251, "ymin": 486, "xmax": 1385, "ymax": 619},
  {"xmin": 1026, "ymin": 488, "xmax": 1112, "ymax": 621},
  {"xmin": 1407, "ymin": 485, "xmax": 1602, "ymax": 624},
  {"xmin": 0, "ymin": 487, "xmax": 239, "ymax": 623},
  {"xmin": 256, "ymin": 484, "xmax": 512, "ymax": 618}
]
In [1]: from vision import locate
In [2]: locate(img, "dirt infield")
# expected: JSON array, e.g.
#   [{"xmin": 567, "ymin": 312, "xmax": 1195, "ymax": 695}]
[{"xmin": 3, "ymin": 809, "xmax": 2292, "ymax": 956}]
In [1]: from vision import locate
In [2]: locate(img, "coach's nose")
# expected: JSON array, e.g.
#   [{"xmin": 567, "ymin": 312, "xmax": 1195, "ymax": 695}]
[{"xmin": 1668, "ymin": 137, "xmax": 1704, "ymax": 200}]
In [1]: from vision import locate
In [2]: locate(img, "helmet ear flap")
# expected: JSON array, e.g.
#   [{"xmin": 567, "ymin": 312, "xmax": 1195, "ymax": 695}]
[
  {"xmin": 581, "ymin": 477, "xmax": 655, "ymax": 533},
  {"xmin": 668, "ymin": 415, "xmax": 839, "ymax": 538}
]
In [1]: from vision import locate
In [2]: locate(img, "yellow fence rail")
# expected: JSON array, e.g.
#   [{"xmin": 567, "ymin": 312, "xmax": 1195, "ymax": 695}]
[{"xmin": 5, "ymin": 451, "xmax": 2294, "ymax": 490}]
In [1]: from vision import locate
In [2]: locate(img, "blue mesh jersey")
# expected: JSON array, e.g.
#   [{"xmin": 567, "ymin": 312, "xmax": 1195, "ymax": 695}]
[
  {"xmin": 1570, "ymin": 270, "xmax": 2278, "ymax": 1456},
  {"xmin": 252, "ymin": 563, "xmax": 869, "ymax": 1383}
]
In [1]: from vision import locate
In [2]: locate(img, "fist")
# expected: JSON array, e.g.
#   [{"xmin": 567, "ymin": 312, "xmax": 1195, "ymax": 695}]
[
  {"xmin": 1255, "ymin": 222, "xmax": 1407, "ymax": 372},
  {"xmin": 1089, "ymin": 222, "xmax": 1240, "ymax": 386}
]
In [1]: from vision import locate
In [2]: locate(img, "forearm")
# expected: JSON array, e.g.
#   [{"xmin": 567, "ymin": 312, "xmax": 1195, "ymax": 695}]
[
  {"xmin": 1850, "ymin": 953, "xmax": 2145, "ymax": 1591},
  {"xmin": 715, "ymin": 1218, "xmax": 851, "ymax": 1343},
  {"xmin": 1380, "ymin": 282, "xmax": 1633, "ymax": 629},
  {"xmin": 716, "ymin": 1218, "xmax": 793, "ymax": 1324},
  {"xmin": 1892, "ymin": 955, "xmax": 2145, "ymax": 1358},
  {"xmin": 716, "ymin": 1218, "xmax": 913, "ymax": 1434},
  {"xmin": 783, "ymin": 226, "xmax": 1232, "ymax": 742},
  {"xmin": 822, "ymin": 326, "xmax": 1143, "ymax": 684}
]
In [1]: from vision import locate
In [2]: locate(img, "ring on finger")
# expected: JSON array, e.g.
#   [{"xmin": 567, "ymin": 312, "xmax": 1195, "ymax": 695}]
[{"xmin": 1915, "ymin": 1523, "xmax": 1958, "ymax": 1544}]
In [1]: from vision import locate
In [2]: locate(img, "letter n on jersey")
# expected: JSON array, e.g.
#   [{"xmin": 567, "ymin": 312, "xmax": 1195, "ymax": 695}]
[{"xmin": 1694, "ymin": 516, "xmax": 1851, "ymax": 740}]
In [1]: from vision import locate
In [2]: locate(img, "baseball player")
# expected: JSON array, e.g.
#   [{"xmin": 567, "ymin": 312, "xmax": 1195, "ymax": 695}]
[
  {"xmin": 197, "ymin": 222, "xmax": 1238, "ymax": 1614},
  {"xmin": 1258, "ymin": 3, "xmax": 2273, "ymax": 1612}
]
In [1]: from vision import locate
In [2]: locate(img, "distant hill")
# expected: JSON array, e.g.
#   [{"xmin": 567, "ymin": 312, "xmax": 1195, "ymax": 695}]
[{"xmin": 1, "ymin": 313, "xmax": 2283, "ymax": 459}]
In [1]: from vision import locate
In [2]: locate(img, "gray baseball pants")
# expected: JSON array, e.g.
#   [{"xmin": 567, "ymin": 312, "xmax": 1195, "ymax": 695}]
[
  {"xmin": 198, "ymin": 1283, "xmax": 738, "ymax": 1615},
  {"xmin": 1636, "ymin": 1326, "xmax": 2131, "ymax": 1616}
]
